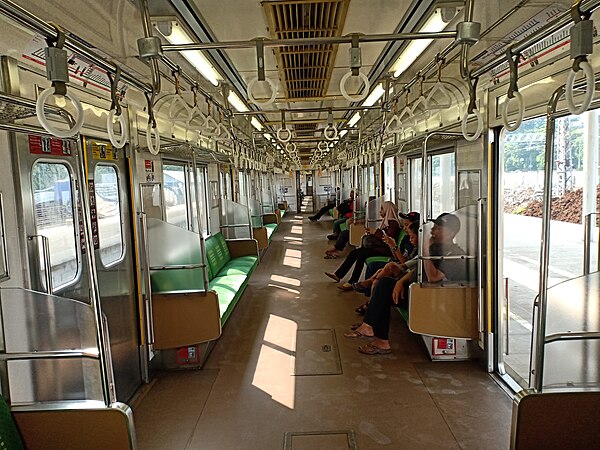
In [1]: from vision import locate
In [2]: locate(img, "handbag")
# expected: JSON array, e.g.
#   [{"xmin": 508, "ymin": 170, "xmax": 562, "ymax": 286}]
[{"xmin": 361, "ymin": 233, "xmax": 384, "ymax": 249}]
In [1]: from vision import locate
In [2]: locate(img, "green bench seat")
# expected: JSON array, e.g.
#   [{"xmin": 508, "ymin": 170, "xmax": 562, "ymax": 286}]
[
  {"xmin": 265, "ymin": 223, "xmax": 277, "ymax": 241},
  {"xmin": 151, "ymin": 232, "xmax": 258, "ymax": 326}
]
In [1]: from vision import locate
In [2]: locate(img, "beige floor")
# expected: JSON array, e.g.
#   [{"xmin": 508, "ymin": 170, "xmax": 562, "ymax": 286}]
[{"xmin": 134, "ymin": 212, "xmax": 513, "ymax": 450}]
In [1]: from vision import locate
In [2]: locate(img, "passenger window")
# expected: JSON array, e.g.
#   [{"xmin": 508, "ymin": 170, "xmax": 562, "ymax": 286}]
[
  {"xmin": 383, "ymin": 156, "xmax": 395, "ymax": 202},
  {"xmin": 410, "ymin": 157, "xmax": 422, "ymax": 212},
  {"xmin": 163, "ymin": 163, "xmax": 188, "ymax": 229},
  {"xmin": 31, "ymin": 162, "xmax": 78, "ymax": 290},
  {"xmin": 430, "ymin": 152, "xmax": 456, "ymax": 218},
  {"xmin": 0, "ymin": 192, "xmax": 8, "ymax": 281},
  {"xmin": 191, "ymin": 166, "xmax": 210, "ymax": 236},
  {"xmin": 94, "ymin": 165, "xmax": 124, "ymax": 266}
]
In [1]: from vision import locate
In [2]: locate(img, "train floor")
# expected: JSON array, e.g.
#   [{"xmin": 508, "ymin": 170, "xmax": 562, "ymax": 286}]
[{"xmin": 133, "ymin": 210, "xmax": 513, "ymax": 449}]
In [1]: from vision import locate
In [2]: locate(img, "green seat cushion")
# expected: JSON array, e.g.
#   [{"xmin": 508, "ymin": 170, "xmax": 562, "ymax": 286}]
[
  {"xmin": 218, "ymin": 256, "xmax": 258, "ymax": 276},
  {"xmin": 205, "ymin": 233, "xmax": 231, "ymax": 279},
  {"xmin": 265, "ymin": 223, "xmax": 277, "ymax": 240},
  {"xmin": 0, "ymin": 396, "xmax": 25, "ymax": 450},
  {"xmin": 395, "ymin": 306, "xmax": 409, "ymax": 322},
  {"xmin": 209, "ymin": 275, "xmax": 248, "ymax": 320},
  {"xmin": 340, "ymin": 220, "xmax": 348, "ymax": 231},
  {"xmin": 365, "ymin": 256, "xmax": 391, "ymax": 266}
]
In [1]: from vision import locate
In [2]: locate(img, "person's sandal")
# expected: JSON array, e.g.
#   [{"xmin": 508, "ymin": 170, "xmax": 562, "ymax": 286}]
[
  {"xmin": 352, "ymin": 282, "xmax": 368, "ymax": 293},
  {"xmin": 355, "ymin": 302, "xmax": 369, "ymax": 315},
  {"xmin": 358, "ymin": 343, "xmax": 392, "ymax": 355},
  {"xmin": 337, "ymin": 283, "xmax": 353, "ymax": 291},
  {"xmin": 325, "ymin": 272, "xmax": 340, "ymax": 282}
]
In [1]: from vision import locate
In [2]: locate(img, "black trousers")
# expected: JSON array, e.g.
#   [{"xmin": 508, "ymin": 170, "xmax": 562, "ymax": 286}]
[
  {"xmin": 312, "ymin": 204, "xmax": 332, "ymax": 219},
  {"xmin": 363, "ymin": 277, "xmax": 397, "ymax": 340},
  {"xmin": 334, "ymin": 245, "xmax": 393, "ymax": 284}
]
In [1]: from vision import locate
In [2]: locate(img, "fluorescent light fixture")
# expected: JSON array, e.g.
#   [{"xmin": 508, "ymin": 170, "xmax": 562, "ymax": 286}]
[
  {"xmin": 348, "ymin": 112, "xmax": 361, "ymax": 127},
  {"xmin": 339, "ymin": 129, "xmax": 348, "ymax": 137},
  {"xmin": 363, "ymin": 83, "xmax": 385, "ymax": 107},
  {"xmin": 228, "ymin": 91, "xmax": 249, "ymax": 112},
  {"xmin": 391, "ymin": 9, "xmax": 447, "ymax": 78},
  {"xmin": 263, "ymin": 133, "xmax": 272, "ymax": 140},
  {"xmin": 251, "ymin": 117, "xmax": 263, "ymax": 131},
  {"xmin": 158, "ymin": 22, "xmax": 221, "ymax": 86}
]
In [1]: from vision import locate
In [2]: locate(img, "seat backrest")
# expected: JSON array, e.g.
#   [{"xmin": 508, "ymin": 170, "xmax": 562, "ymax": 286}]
[
  {"xmin": 205, "ymin": 233, "xmax": 231, "ymax": 278},
  {"xmin": 511, "ymin": 391, "xmax": 600, "ymax": 449}
]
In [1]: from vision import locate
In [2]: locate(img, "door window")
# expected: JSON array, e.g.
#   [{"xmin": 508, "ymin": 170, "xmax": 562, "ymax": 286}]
[
  {"xmin": 94, "ymin": 165, "xmax": 124, "ymax": 266},
  {"xmin": 163, "ymin": 163, "xmax": 188, "ymax": 229},
  {"xmin": 31, "ymin": 162, "xmax": 78, "ymax": 290}
]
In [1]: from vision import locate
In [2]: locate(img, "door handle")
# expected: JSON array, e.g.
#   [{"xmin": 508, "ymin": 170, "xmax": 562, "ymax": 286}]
[{"xmin": 28, "ymin": 234, "xmax": 53, "ymax": 294}]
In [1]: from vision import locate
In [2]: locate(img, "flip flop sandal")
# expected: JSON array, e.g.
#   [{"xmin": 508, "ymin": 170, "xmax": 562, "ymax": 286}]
[
  {"xmin": 352, "ymin": 282, "xmax": 369, "ymax": 293},
  {"xmin": 343, "ymin": 329, "xmax": 373, "ymax": 338},
  {"xmin": 354, "ymin": 303, "xmax": 369, "ymax": 315},
  {"xmin": 350, "ymin": 322, "xmax": 363, "ymax": 330},
  {"xmin": 325, "ymin": 272, "xmax": 341, "ymax": 282},
  {"xmin": 337, "ymin": 283, "xmax": 354, "ymax": 291},
  {"xmin": 358, "ymin": 343, "xmax": 392, "ymax": 355},
  {"xmin": 324, "ymin": 253, "xmax": 339, "ymax": 259}
]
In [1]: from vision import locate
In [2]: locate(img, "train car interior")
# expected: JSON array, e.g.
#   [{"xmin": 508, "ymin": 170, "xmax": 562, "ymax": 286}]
[{"xmin": 1, "ymin": 0, "xmax": 600, "ymax": 448}]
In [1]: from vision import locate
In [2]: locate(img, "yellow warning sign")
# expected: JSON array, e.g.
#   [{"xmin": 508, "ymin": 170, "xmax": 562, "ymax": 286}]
[{"xmin": 91, "ymin": 142, "xmax": 118, "ymax": 160}]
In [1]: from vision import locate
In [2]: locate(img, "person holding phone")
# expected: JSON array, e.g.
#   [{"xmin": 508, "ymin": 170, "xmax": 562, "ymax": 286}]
[{"xmin": 325, "ymin": 201, "xmax": 401, "ymax": 290}]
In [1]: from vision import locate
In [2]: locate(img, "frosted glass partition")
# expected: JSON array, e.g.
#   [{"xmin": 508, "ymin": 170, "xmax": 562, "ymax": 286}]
[
  {"xmin": 365, "ymin": 195, "xmax": 386, "ymax": 228},
  {"xmin": 221, "ymin": 198, "xmax": 251, "ymax": 239},
  {"xmin": 0, "ymin": 287, "xmax": 103, "ymax": 404},
  {"xmin": 419, "ymin": 204, "xmax": 479, "ymax": 286},
  {"xmin": 147, "ymin": 218, "xmax": 206, "ymax": 292},
  {"xmin": 250, "ymin": 199, "xmax": 263, "ymax": 228},
  {"xmin": 542, "ymin": 272, "xmax": 600, "ymax": 390}
]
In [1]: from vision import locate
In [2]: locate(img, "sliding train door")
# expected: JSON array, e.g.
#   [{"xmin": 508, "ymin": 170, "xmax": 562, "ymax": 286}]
[
  {"xmin": 14, "ymin": 132, "xmax": 141, "ymax": 402},
  {"xmin": 496, "ymin": 112, "xmax": 598, "ymax": 388},
  {"xmin": 81, "ymin": 137, "xmax": 141, "ymax": 401}
]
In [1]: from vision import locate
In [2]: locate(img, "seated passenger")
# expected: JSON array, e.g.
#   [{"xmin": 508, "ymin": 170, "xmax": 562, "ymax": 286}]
[
  {"xmin": 346, "ymin": 212, "xmax": 467, "ymax": 355},
  {"xmin": 326, "ymin": 191, "xmax": 354, "ymax": 240},
  {"xmin": 352, "ymin": 220, "xmax": 419, "ymax": 314},
  {"xmin": 308, "ymin": 187, "xmax": 339, "ymax": 221},
  {"xmin": 353, "ymin": 213, "xmax": 420, "ymax": 294},
  {"xmin": 324, "ymin": 201, "xmax": 401, "ymax": 290}
]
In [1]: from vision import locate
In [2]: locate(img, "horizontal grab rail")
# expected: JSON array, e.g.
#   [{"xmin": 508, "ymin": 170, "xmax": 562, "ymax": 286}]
[
  {"xmin": 545, "ymin": 331, "xmax": 600, "ymax": 344},
  {"xmin": 149, "ymin": 263, "xmax": 205, "ymax": 270},
  {"xmin": 0, "ymin": 349, "xmax": 100, "ymax": 361}
]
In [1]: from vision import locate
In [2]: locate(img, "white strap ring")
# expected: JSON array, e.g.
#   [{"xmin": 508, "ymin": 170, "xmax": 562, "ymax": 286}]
[
  {"xmin": 340, "ymin": 71, "xmax": 370, "ymax": 103},
  {"xmin": 323, "ymin": 124, "xmax": 338, "ymax": 141},
  {"xmin": 501, "ymin": 91, "xmax": 524, "ymax": 132},
  {"xmin": 285, "ymin": 142, "xmax": 296, "ymax": 153},
  {"xmin": 386, "ymin": 114, "xmax": 402, "ymax": 134},
  {"xmin": 247, "ymin": 77, "xmax": 277, "ymax": 106},
  {"xmin": 277, "ymin": 127, "xmax": 292, "ymax": 143},
  {"xmin": 461, "ymin": 109, "xmax": 483, "ymax": 142},
  {"xmin": 107, "ymin": 109, "xmax": 129, "ymax": 149},
  {"xmin": 566, "ymin": 61, "xmax": 595, "ymax": 116},
  {"xmin": 36, "ymin": 87, "xmax": 85, "ymax": 138},
  {"xmin": 317, "ymin": 141, "xmax": 329, "ymax": 152},
  {"xmin": 146, "ymin": 123, "xmax": 161, "ymax": 155}
]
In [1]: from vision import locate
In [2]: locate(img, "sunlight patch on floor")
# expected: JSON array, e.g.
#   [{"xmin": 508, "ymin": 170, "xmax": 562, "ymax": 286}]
[
  {"xmin": 290, "ymin": 225, "xmax": 303, "ymax": 234},
  {"xmin": 271, "ymin": 274, "xmax": 301, "ymax": 286},
  {"xmin": 267, "ymin": 283, "xmax": 300, "ymax": 294},
  {"xmin": 252, "ymin": 314, "xmax": 297, "ymax": 409},
  {"xmin": 283, "ymin": 248, "xmax": 302, "ymax": 268}
]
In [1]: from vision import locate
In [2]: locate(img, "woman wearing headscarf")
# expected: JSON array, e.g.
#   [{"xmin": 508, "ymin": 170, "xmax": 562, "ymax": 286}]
[{"xmin": 325, "ymin": 201, "xmax": 401, "ymax": 290}]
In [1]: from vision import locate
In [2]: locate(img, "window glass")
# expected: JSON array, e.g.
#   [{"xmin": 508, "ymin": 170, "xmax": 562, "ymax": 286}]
[
  {"xmin": 191, "ymin": 166, "xmax": 210, "ymax": 236},
  {"xmin": 94, "ymin": 165, "xmax": 124, "ymax": 266},
  {"xmin": 32, "ymin": 162, "xmax": 78, "ymax": 289},
  {"xmin": 410, "ymin": 157, "xmax": 422, "ymax": 213},
  {"xmin": 383, "ymin": 157, "xmax": 395, "ymax": 202},
  {"xmin": 430, "ymin": 152, "xmax": 456, "ymax": 217},
  {"xmin": 163, "ymin": 163, "xmax": 188, "ymax": 229}
]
